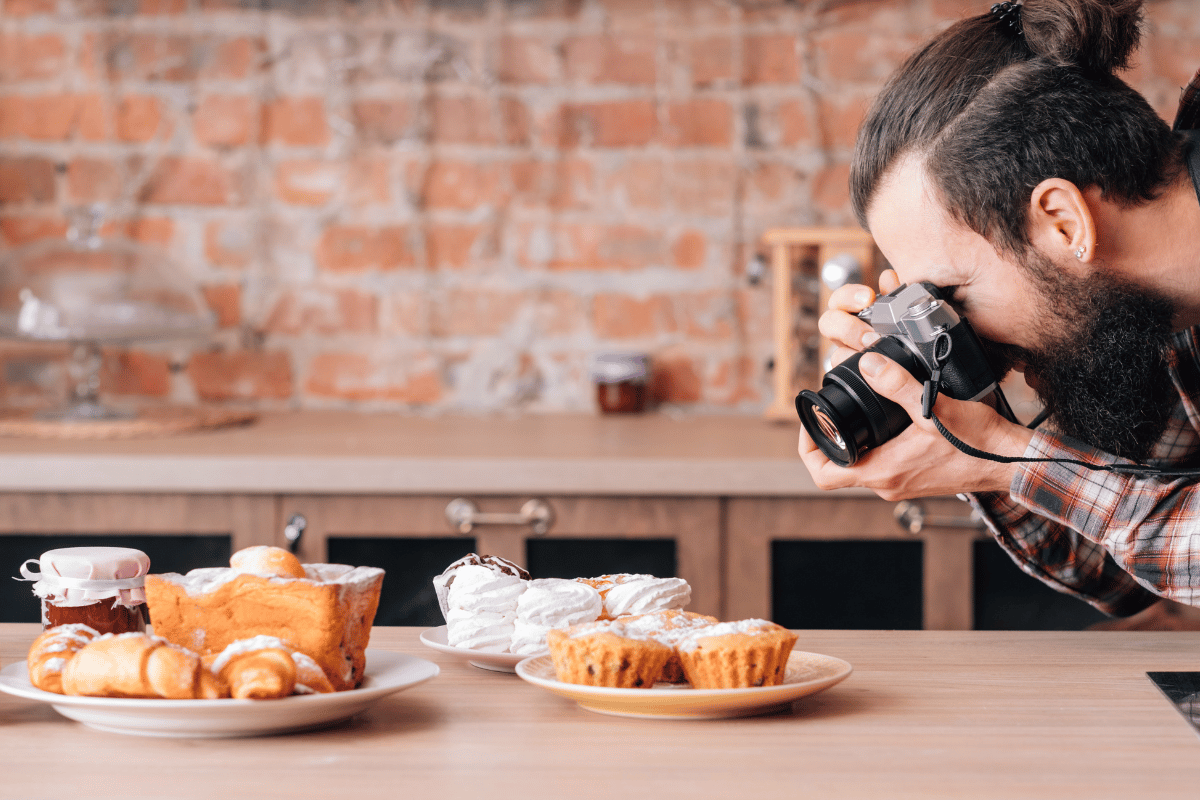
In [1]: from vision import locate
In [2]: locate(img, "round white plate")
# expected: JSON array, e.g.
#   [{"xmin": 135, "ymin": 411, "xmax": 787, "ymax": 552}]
[
  {"xmin": 515, "ymin": 650, "xmax": 852, "ymax": 719},
  {"xmin": 419, "ymin": 625, "xmax": 545, "ymax": 673},
  {"xmin": 0, "ymin": 648, "xmax": 439, "ymax": 738}
]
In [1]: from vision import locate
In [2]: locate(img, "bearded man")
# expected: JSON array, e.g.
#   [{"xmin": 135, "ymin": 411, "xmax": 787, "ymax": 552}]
[{"xmin": 800, "ymin": 0, "xmax": 1200, "ymax": 628}]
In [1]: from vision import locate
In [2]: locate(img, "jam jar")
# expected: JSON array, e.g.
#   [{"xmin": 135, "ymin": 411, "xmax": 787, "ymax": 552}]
[
  {"xmin": 591, "ymin": 352, "xmax": 651, "ymax": 414},
  {"xmin": 18, "ymin": 546, "xmax": 150, "ymax": 634}
]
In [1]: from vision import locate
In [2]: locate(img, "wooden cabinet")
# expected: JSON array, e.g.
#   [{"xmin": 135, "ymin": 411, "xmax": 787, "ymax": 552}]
[
  {"xmin": 0, "ymin": 492, "xmax": 276, "ymax": 551},
  {"xmin": 0, "ymin": 489, "xmax": 985, "ymax": 629},
  {"xmin": 281, "ymin": 495, "xmax": 722, "ymax": 618},
  {"xmin": 725, "ymin": 495, "xmax": 981, "ymax": 630}
]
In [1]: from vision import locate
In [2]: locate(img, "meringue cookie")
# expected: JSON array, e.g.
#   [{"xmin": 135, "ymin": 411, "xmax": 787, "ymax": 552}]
[
  {"xmin": 446, "ymin": 565, "xmax": 527, "ymax": 614},
  {"xmin": 433, "ymin": 553, "xmax": 530, "ymax": 620},
  {"xmin": 517, "ymin": 578, "xmax": 602, "ymax": 627},
  {"xmin": 509, "ymin": 619, "xmax": 553, "ymax": 656},
  {"xmin": 602, "ymin": 576, "xmax": 691, "ymax": 618},
  {"xmin": 508, "ymin": 579, "xmax": 604, "ymax": 655},
  {"xmin": 446, "ymin": 608, "xmax": 516, "ymax": 652}
]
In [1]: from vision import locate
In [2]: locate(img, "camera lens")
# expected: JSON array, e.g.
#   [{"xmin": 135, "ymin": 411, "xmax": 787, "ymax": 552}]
[{"xmin": 796, "ymin": 336, "xmax": 928, "ymax": 467}]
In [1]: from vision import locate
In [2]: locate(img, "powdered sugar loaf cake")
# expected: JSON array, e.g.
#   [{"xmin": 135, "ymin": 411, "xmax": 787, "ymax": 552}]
[{"xmin": 145, "ymin": 547, "xmax": 384, "ymax": 691}]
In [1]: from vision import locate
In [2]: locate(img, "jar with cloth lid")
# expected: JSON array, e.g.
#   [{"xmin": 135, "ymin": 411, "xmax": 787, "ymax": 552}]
[
  {"xmin": 590, "ymin": 352, "xmax": 651, "ymax": 414},
  {"xmin": 17, "ymin": 546, "xmax": 149, "ymax": 633}
]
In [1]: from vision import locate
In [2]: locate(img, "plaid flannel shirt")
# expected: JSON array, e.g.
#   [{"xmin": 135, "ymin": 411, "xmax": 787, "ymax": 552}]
[{"xmin": 966, "ymin": 327, "xmax": 1200, "ymax": 616}]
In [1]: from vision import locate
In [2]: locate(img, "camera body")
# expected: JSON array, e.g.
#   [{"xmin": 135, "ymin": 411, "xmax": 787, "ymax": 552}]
[
  {"xmin": 796, "ymin": 282, "xmax": 1003, "ymax": 467},
  {"xmin": 859, "ymin": 282, "xmax": 998, "ymax": 404}
]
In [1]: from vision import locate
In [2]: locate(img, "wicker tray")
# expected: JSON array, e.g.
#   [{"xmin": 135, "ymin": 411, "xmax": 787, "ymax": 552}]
[{"xmin": 0, "ymin": 407, "xmax": 257, "ymax": 439}]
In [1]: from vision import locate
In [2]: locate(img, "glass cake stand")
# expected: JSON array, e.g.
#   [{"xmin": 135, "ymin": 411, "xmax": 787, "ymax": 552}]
[{"xmin": 0, "ymin": 209, "xmax": 215, "ymax": 421}]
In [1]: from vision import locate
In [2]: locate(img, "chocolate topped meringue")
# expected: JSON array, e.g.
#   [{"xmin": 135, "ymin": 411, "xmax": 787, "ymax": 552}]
[{"xmin": 432, "ymin": 553, "xmax": 530, "ymax": 621}]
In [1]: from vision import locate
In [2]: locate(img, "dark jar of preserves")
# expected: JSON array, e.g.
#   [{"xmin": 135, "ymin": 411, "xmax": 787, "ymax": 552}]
[
  {"xmin": 591, "ymin": 352, "xmax": 651, "ymax": 414},
  {"xmin": 18, "ymin": 546, "xmax": 149, "ymax": 634}
]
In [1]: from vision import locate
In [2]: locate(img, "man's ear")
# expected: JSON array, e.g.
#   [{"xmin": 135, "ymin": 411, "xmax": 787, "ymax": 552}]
[{"xmin": 1029, "ymin": 178, "xmax": 1096, "ymax": 266}]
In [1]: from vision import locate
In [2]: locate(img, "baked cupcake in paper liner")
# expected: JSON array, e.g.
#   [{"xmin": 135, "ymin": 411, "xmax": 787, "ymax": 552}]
[
  {"xmin": 620, "ymin": 609, "xmax": 719, "ymax": 683},
  {"xmin": 546, "ymin": 619, "xmax": 673, "ymax": 689},
  {"xmin": 674, "ymin": 619, "xmax": 798, "ymax": 689}
]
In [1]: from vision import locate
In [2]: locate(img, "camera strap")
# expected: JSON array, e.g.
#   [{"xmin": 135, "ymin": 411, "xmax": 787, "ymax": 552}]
[
  {"xmin": 927, "ymin": 411, "xmax": 1200, "ymax": 479},
  {"xmin": 919, "ymin": 332, "xmax": 953, "ymax": 419}
]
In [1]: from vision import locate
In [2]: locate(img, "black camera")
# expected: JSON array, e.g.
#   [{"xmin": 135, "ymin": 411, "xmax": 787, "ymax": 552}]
[{"xmin": 796, "ymin": 282, "xmax": 1013, "ymax": 467}]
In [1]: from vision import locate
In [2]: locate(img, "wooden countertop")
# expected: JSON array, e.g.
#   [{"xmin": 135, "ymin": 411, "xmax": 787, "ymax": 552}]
[
  {"xmin": 0, "ymin": 410, "xmax": 863, "ymax": 497},
  {"xmin": 2, "ymin": 624, "xmax": 1198, "ymax": 798}
]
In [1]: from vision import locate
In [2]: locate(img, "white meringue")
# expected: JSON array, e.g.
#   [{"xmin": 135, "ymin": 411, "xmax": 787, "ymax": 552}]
[
  {"xmin": 517, "ymin": 578, "xmax": 602, "ymax": 627},
  {"xmin": 446, "ymin": 565, "xmax": 527, "ymax": 614},
  {"xmin": 508, "ymin": 578, "xmax": 603, "ymax": 655},
  {"xmin": 446, "ymin": 608, "xmax": 517, "ymax": 652},
  {"xmin": 603, "ymin": 576, "xmax": 691, "ymax": 618}
]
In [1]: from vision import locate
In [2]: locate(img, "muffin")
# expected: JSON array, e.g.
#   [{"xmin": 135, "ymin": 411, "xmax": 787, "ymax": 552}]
[
  {"xmin": 620, "ymin": 610, "xmax": 719, "ymax": 683},
  {"xmin": 546, "ymin": 619, "xmax": 673, "ymax": 689},
  {"xmin": 674, "ymin": 619, "xmax": 798, "ymax": 689}
]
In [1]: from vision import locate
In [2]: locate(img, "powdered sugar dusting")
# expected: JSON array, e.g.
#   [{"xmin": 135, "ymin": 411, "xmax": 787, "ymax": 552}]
[
  {"xmin": 676, "ymin": 619, "xmax": 779, "ymax": 652},
  {"xmin": 154, "ymin": 563, "xmax": 384, "ymax": 597}
]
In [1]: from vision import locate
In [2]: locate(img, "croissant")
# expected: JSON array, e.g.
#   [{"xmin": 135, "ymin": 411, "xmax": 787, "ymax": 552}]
[
  {"xmin": 206, "ymin": 636, "xmax": 337, "ymax": 699},
  {"xmin": 27, "ymin": 624, "xmax": 100, "ymax": 694},
  {"xmin": 220, "ymin": 647, "xmax": 297, "ymax": 699},
  {"xmin": 61, "ymin": 633, "xmax": 228, "ymax": 699},
  {"xmin": 292, "ymin": 651, "xmax": 335, "ymax": 694}
]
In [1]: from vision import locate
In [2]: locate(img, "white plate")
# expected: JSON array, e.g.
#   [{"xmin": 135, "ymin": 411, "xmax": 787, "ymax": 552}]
[
  {"xmin": 515, "ymin": 650, "xmax": 852, "ymax": 719},
  {"xmin": 419, "ymin": 625, "xmax": 544, "ymax": 673},
  {"xmin": 0, "ymin": 649, "xmax": 439, "ymax": 738}
]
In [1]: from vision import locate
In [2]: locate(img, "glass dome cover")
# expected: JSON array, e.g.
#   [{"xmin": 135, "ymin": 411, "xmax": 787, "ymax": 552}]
[
  {"xmin": 0, "ymin": 208, "xmax": 215, "ymax": 422},
  {"xmin": 0, "ymin": 209, "xmax": 214, "ymax": 343}
]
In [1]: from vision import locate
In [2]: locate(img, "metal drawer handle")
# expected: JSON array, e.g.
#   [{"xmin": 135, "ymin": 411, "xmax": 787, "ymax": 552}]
[
  {"xmin": 284, "ymin": 513, "xmax": 307, "ymax": 553},
  {"xmin": 445, "ymin": 498, "xmax": 555, "ymax": 536},
  {"xmin": 894, "ymin": 500, "xmax": 985, "ymax": 534}
]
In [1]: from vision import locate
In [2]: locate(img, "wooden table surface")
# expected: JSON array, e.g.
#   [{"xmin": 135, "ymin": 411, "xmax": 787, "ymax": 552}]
[{"xmin": 2, "ymin": 624, "xmax": 1199, "ymax": 799}]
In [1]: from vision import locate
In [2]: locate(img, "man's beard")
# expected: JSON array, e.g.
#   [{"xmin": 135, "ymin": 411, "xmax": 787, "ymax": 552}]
[{"xmin": 979, "ymin": 263, "xmax": 1178, "ymax": 463}]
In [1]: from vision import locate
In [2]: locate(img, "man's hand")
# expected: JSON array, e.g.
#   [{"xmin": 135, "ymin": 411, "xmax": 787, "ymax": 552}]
[{"xmin": 798, "ymin": 270, "xmax": 1034, "ymax": 500}]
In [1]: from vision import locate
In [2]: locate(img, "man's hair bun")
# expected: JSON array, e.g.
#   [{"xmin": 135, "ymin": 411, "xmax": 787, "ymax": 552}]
[{"xmin": 1021, "ymin": 0, "xmax": 1145, "ymax": 74}]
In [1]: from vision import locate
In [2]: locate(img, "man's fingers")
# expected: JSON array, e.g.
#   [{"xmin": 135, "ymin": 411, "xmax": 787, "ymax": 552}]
[
  {"xmin": 818, "ymin": 310, "xmax": 879, "ymax": 352},
  {"xmin": 827, "ymin": 345, "xmax": 860, "ymax": 368},
  {"xmin": 798, "ymin": 442, "xmax": 858, "ymax": 490},
  {"xmin": 879, "ymin": 269, "xmax": 901, "ymax": 294},
  {"xmin": 826, "ymin": 283, "xmax": 877, "ymax": 312},
  {"xmin": 859, "ymin": 352, "xmax": 925, "ymax": 415}
]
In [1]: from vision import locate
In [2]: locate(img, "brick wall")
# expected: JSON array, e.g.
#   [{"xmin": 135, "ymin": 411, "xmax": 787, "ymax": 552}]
[{"xmin": 0, "ymin": 0, "xmax": 1197, "ymax": 415}]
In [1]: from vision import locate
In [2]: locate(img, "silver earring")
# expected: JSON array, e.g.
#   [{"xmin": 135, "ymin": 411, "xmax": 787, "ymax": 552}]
[{"xmin": 1074, "ymin": 246, "xmax": 1085, "ymax": 259}]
